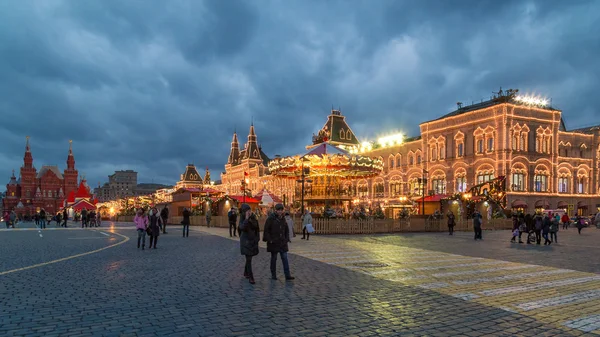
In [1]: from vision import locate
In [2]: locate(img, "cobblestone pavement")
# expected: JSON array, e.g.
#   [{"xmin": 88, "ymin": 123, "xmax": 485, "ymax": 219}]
[{"xmin": 0, "ymin": 222, "xmax": 598, "ymax": 336}]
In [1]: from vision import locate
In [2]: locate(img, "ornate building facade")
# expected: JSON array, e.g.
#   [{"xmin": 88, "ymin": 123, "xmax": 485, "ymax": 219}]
[
  {"xmin": 3, "ymin": 138, "xmax": 79, "ymax": 216},
  {"xmin": 220, "ymin": 124, "xmax": 274, "ymax": 196},
  {"xmin": 362, "ymin": 90, "xmax": 600, "ymax": 215}
]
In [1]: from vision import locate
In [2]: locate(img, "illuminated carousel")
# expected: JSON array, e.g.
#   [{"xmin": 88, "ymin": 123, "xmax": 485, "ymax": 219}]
[{"xmin": 268, "ymin": 109, "xmax": 383, "ymax": 212}]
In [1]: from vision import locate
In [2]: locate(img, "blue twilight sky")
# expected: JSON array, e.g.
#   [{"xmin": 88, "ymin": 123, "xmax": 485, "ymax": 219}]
[{"xmin": 1, "ymin": 0, "xmax": 599, "ymax": 187}]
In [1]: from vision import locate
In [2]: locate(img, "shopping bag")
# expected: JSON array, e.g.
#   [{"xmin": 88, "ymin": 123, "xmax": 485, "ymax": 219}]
[{"xmin": 305, "ymin": 223, "xmax": 315, "ymax": 233}]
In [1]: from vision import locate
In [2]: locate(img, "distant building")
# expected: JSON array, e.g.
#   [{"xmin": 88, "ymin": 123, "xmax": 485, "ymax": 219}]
[
  {"xmin": 175, "ymin": 164, "xmax": 204, "ymax": 189},
  {"xmin": 107, "ymin": 170, "xmax": 138, "ymax": 200},
  {"xmin": 135, "ymin": 183, "xmax": 171, "ymax": 196},
  {"xmin": 3, "ymin": 138, "xmax": 79, "ymax": 216}
]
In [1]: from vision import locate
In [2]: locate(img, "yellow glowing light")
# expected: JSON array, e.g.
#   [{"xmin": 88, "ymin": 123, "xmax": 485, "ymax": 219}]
[
  {"xmin": 378, "ymin": 133, "xmax": 404, "ymax": 147},
  {"xmin": 515, "ymin": 95, "xmax": 549, "ymax": 107}
]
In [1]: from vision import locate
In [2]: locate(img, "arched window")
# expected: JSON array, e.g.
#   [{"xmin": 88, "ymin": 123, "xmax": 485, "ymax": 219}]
[
  {"xmin": 520, "ymin": 134, "xmax": 526, "ymax": 151},
  {"xmin": 534, "ymin": 174, "xmax": 548, "ymax": 192},
  {"xmin": 417, "ymin": 155, "xmax": 421, "ymax": 164},
  {"xmin": 346, "ymin": 130, "xmax": 351, "ymax": 140},
  {"xmin": 388, "ymin": 157, "xmax": 394, "ymax": 169},
  {"xmin": 339, "ymin": 129, "xmax": 345, "ymax": 140},
  {"xmin": 395, "ymin": 155, "xmax": 401, "ymax": 167},
  {"xmin": 409, "ymin": 156, "xmax": 414, "ymax": 166}
]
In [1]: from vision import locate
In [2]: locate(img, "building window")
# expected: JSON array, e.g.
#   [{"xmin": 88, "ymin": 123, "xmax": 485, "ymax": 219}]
[
  {"xmin": 373, "ymin": 183, "xmax": 384, "ymax": 197},
  {"xmin": 456, "ymin": 177, "xmax": 467, "ymax": 192},
  {"xmin": 389, "ymin": 158, "xmax": 394, "ymax": 169},
  {"xmin": 432, "ymin": 179, "xmax": 446, "ymax": 194},
  {"xmin": 487, "ymin": 138, "xmax": 494, "ymax": 152},
  {"xmin": 439, "ymin": 145, "xmax": 445, "ymax": 160},
  {"xmin": 477, "ymin": 140, "xmax": 483, "ymax": 154},
  {"xmin": 558, "ymin": 177, "xmax": 568, "ymax": 193},
  {"xmin": 346, "ymin": 130, "xmax": 351, "ymax": 140},
  {"xmin": 431, "ymin": 147, "xmax": 437, "ymax": 161},
  {"xmin": 457, "ymin": 143, "xmax": 464, "ymax": 157},
  {"xmin": 357, "ymin": 185, "xmax": 368, "ymax": 198},
  {"xmin": 390, "ymin": 182, "xmax": 402, "ymax": 197},
  {"xmin": 577, "ymin": 177, "xmax": 586, "ymax": 194},
  {"xmin": 512, "ymin": 173, "xmax": 525, "ymax": 191},
  {"xmin": 409, "ymin": 156, "xmax": 414, "ymax": 165},
  {"xmin": 339, "ymin": 129, "xmax": 345, "ymax": 140},
  {"xmin": 512, "ymin": 134, "xmax": 518, "ymax": 151},
  {"xmin": 410, "ymin": 179, "xmax": 423, "ymax": 196},
  {"xmin": 520, "ymin": 134, "xmax": 526, "ymax": 151},
  {"xmin": 417, "ymin": 155, "xmax": 421, "ymax": 164},
  {"xmin": 534, "ymin": 175, "xmax": 548, "ymax": 192},
  {"xmin": 477, "ymin": 173, "xmax": 494, "ymax": 185},
  {"xmin": 396, "ymin": 156, "xmax": 401, "ymax": 167}
]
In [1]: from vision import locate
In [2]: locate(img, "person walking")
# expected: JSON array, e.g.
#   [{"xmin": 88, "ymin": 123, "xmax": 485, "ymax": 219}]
[
  {"xmin": 550, "ymin": 215, "xmax": 559, "ymax": 243},
  {"xmin": 147, "ymin": 207, "xmax": 162, "ymax": 249},
  {"xmin": 510, "ymin": 214, "xmax": 518, "ymax": 242},
  {"xmin": 39, "ymin": 209, "xmax": 47, "ymax": 229},
  {"xmin": 473, "ymin": 211, "xmax": 482, "ymax": 240},
  {"xmin": 447, "ymin": 210, "xmax": 455, "ymax": 235},
  {"xmin": 542, "ymin": 215, "xmax": 552, "ymax": 245},
  {"xmin": 534, "ymin": 215, "xmax": 543, "ymax": 244},
  {"xmin": 301, "ymin": 209, "xmax": 312, "ymax": 240},
  {"xmin": 205, "ymin": 210, "xmax": 212, "ymax": 228},
  {"xmin": 9, "ymin": 211, "xmax": 17, "ymax": 228},
  {"xmin": 34, "ymin": 212, "xmax": 39, "ymax": 227},
  {"xmin": 239, "ymin": 203, "xmax": 259, "ymax": 284},
  {"xmin": 595, "ymin": 212, "xmax": 600, "ymax": 228},
  {"xmin": 576, "ymin": 216, "xmax": 585, "ymax": 234},
  {"xmin": 62, "ymin": 209, "xmax": 68, "ymax": 227},
  {"xmin": 134, "ymin": 209, "xmax": 148, "ymax": 250},
  {"xmin": 182, "ymin": 207, "xmax": 190, "ymax": 238},
  {"xmin": 160, "ymin": 206, "xmax": 169, "ymax": 234},
  {"xmin": 561, "ymin": 213, "xmax": 570, "ymax": 230},
  {"xmin": 81, "ymin": 208, "xmax": 88, "ymax": 228},
  {"xmin": 263, "ymin": 203, "xmax": 295, "ymax": 281},
  {"xmin": 3, "ymin": 211, "xmax": 10, "ymax": 228},
  {"xmin": 285, "ymin": 212, "xmax": 295, "ymax": 242},
  {"xmin": 228, "ymin": 207, "xmax": 238, "ymax": 237}
]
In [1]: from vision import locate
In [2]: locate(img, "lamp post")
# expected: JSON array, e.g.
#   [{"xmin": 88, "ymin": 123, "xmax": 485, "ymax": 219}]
[
  {"xmin": 421, "ymin": 169, "xmax": 428, "ymax": 216},
  {"xmin": 297, "ymin": 157, "xmax": 312, "ymax": 214}
]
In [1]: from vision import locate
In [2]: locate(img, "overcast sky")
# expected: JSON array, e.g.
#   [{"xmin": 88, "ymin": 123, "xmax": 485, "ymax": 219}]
[{"xmin": 1, "ymin": 0, "xmax": 599, "ymax": 187}]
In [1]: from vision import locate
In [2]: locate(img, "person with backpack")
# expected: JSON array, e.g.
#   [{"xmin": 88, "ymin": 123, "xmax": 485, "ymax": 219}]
[
  {"xmin": 228, "ymin": 207, "xmax": 238, "ymax": 237},
  {"xmin": 447, "ymin": 210, "xmax": 456, "ymax": 235},
  {"xmin": 534, "ymin": 215, "xmax": 543, "ymax": 244},
  {"xmin": 160, "ymin": 206, "xmax": 169, "ymax": 234},
  {"xmin": 473, "ymin": 211, "xmax": 482, "ymax": 240},
  {"xmin": 147, "ymin": 207, "xmax": 162, "ymax": 249},
  {"xmin": 576, "ymin": 216, "xmax": 585, "ymax": 234}
]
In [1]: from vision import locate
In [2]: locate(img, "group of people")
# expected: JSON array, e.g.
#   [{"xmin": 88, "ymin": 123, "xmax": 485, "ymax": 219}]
[
  {"xmin": 133, "ymin": 206, "xmax": 169, "ymax": 249},
  {"xmin": 2, "ymin": 210, "xmax": 17, "ymax": 228},
  {"xmin": 510, "ymin": 212, "xmax": 594, "ymax": 245},
  {"xmin": 79, "ymin": 208, "xmax": 101, "ymax": 228},
  {"xmin": 446, "ymin": 210, "xmax": 483, "ymax": 240}
]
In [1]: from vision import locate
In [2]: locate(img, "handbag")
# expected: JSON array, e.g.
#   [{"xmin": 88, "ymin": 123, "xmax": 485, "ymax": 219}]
[
  {"xmin": 305, "ymin": 223, "xmax": 315, "ymax": 233},
  {"xmin": 146, "ymin": 227, "xmax": 152, "ymax": 235}
]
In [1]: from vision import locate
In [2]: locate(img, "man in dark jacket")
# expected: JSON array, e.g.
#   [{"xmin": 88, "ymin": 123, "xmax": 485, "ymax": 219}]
[
  {"xmin": 263, "ymin": 203, "xmax": 295, "ymax": 281},
  {"xmin": 160, "ymin": 206, "xmax": 169, "ymax": 234},
  {"xmin": 228, "ymin": 207, "xmax": 238, "ymax": 237}
]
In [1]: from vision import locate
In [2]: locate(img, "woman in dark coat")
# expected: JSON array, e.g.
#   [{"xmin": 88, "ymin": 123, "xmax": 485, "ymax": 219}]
[
  {"xmin": 148, "ymin": 207, "xmax": 162, "ymax": 249},
  {"xmin": 182, "ymin": 208, "xmax": 190, "ymax": 238},
  {"xmin": 239, "ymin": 203, "xmax": 259, "ymax": 284}
]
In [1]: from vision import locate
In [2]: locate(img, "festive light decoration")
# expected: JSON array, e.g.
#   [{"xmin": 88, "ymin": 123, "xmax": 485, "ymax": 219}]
[
  {"xmin": 269, "ymin": 153, "xmax": 383, "ymax": 178},
  {"xmin": 514, "ymin": 95, "xmax": 549, "ymax": 107},
  {"xmin": 378, "ymin": 133, "xmax": 404, "ymax": 147}
]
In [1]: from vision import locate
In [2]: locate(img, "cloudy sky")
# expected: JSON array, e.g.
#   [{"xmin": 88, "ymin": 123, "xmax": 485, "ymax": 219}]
[{"xmin": 1, "ymin": 0, "xmax": 599, "ymax": 187}]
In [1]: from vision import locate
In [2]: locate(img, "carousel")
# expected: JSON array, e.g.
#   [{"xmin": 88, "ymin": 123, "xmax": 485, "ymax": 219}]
[{"xmin": 268, "ymin": 142, "xmax": 383, "ymax": 213}]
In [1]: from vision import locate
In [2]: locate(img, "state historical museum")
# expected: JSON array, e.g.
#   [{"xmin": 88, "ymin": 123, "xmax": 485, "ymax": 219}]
[{"xmin": 3, "ymin": 138, "xmax": 79, "ymax": 216}]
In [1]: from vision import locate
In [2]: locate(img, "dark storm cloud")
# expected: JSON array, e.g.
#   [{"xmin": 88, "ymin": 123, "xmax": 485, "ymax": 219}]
[{"xmin": 1, "ymin": 0, "xmax": 599, "ymax": 187}]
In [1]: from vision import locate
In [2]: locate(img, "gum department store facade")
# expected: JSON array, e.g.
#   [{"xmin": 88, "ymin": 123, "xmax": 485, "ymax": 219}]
[{"xmin": 219, "ymin": 89, "xmax": 600, "ymax": 216}]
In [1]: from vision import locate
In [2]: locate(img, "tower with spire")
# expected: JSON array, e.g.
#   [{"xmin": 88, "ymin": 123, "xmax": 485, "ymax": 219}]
[
  {"xmin": 227, "ymin": 131, "xmax": 241, "ymax": 165},
  {"xmin": 63, "ymin": 140, "xmax": 79, "ymax": 197},
  {"xmin": 20, "ymin": 136, "xmax": 37, "ymax": 200}
]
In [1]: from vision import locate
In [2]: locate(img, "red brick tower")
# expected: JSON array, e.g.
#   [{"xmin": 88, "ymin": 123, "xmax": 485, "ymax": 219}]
[
  {"xmin": 63, "ymin": 140, "xmax": 78, "ymax": 198},
  {"xmin": 20, "ymin": 136, "xmax": 37, "ymax": 201}
]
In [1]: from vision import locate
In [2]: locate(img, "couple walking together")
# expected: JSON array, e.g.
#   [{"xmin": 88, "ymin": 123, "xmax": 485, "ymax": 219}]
[{"xmin": 240, "ymin": 203, "xmax": 295, "ymax": 285}]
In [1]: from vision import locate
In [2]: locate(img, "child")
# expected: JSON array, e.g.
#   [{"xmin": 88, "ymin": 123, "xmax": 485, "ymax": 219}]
[{"xmin": 510, "ymin": 228, "xmax": 519, "ymax": 242}]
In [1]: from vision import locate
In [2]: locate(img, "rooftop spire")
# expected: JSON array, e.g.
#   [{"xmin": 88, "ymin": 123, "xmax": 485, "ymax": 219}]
[
  {"xmin": 67, "ymin": 140, "xmax": 75, "ymax": 170},
  {"xmin": 23, "ymin": 136, "xmax": 33, "ymax": 168},
  {"xmin": 25, "ymin": 136, "xmax": 30, "ymax": 152}
]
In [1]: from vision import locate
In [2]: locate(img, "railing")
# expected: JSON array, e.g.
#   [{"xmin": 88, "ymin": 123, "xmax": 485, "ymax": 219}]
[{"xmin": 116, "ymin": 215, "xmax": 513, "ymax": 235}]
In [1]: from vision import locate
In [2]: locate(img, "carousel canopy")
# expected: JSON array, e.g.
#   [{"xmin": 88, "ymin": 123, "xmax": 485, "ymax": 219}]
[
  {"xmin": 254, "ymin": 189, "xmax": 283, "ymax": 206},
  {"xmin": 268, "ymin": 142, "xmax": 383, "ymax": 178}
]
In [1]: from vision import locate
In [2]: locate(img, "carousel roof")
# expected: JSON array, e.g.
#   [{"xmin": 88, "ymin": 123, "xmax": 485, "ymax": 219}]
[{"xmin": 268, "ymin": 142, "xmax": 383, "ymax": 178}]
